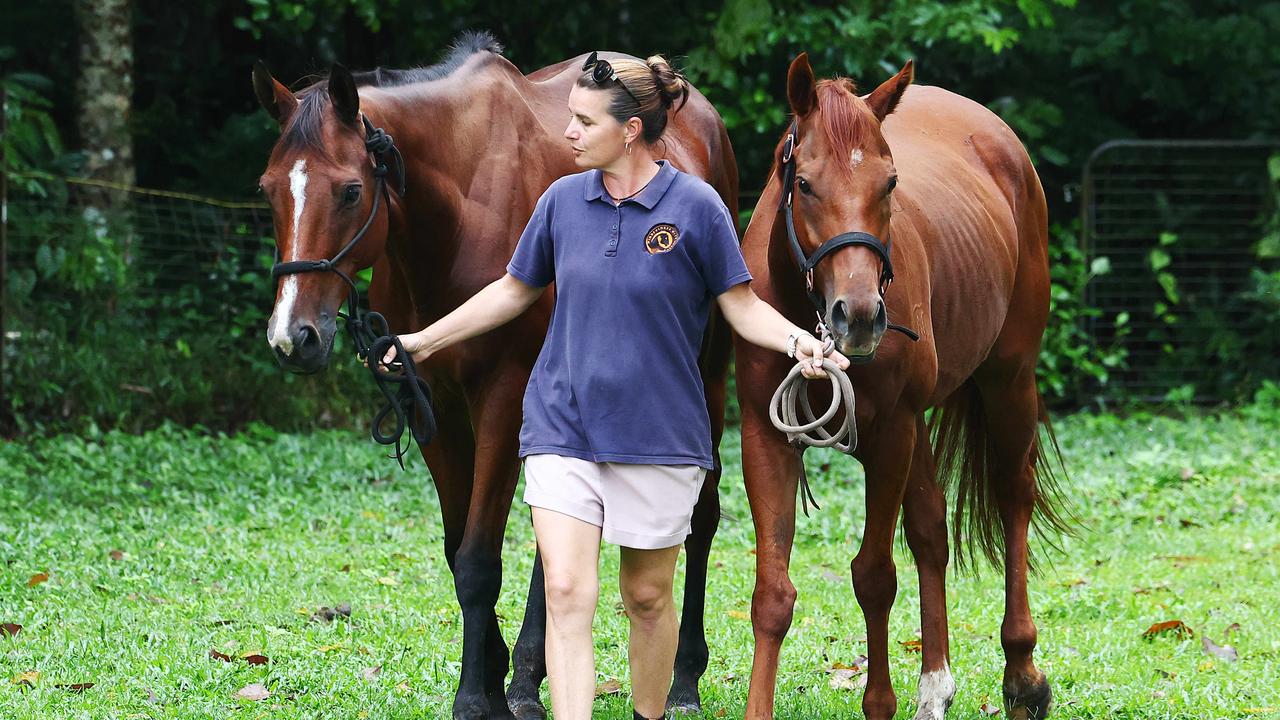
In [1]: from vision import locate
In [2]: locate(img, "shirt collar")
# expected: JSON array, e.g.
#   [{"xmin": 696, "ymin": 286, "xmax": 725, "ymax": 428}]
[{"xmin": 583, "ymin": 160, "xmax": 678, "ymax": 210}]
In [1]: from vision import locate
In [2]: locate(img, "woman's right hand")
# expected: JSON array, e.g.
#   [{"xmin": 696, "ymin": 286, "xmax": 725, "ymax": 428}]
[{"xmin": 376, "ymin": 332, "xmax": 426, "ymax": 370}]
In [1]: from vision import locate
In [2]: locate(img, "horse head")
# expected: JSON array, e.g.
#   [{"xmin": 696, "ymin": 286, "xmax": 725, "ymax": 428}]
[
  {"xmin": 777, "ymin": 53, "xmax": 913, "ymax": 361},
  {"xmin": 253, "ymin": 62, "xmax": 396, "ymax": 374}
]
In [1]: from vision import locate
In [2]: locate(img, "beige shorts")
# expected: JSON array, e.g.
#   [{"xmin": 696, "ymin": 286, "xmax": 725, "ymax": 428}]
[{"xmin": 522, "ymin": 454, "xmax": 708, "ymax": 550}]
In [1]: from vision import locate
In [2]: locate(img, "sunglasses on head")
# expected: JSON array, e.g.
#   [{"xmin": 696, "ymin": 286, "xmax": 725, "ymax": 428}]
[{"xmin": 582, "ymin": 51, "xmax": 641, "ymax": 105}]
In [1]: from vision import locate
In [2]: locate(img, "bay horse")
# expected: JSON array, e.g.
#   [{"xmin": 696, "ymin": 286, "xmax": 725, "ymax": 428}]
[
  {"xmin": 734, "ymin": 54, "xmax": 1070, "ymax": 720},
  {"xmin": 252, "ymin": 32, "xmax": 738, "ymax": 719}
]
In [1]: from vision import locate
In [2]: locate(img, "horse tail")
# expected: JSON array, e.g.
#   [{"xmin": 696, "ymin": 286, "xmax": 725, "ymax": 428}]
[{"xmin": 930, "ymin": 381, "xmax": 1076, "ymax": 572}]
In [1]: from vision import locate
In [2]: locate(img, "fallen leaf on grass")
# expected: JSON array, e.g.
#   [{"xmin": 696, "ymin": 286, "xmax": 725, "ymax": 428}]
[
  {"xmin": 243, "ymin": 654, "xmax": 270, "ymax": 666},
  {"xmin": 361, "ymin": 666, "xmax": 381, "ymax": 683},
  {"xmin": 109, "ymin": 550, "xmax": 125, "ymax": 561},
  {"xmin": 1243, "ymin": 708, "xmax": 1277, "ymax": 714},
  {"xmin": 376, "ymin": 576, "xmax": 398, "ymax": 587},
  {"xmin": 55, "ymin": 683, "xmax": 94, "ymax": 692},
  {"xmin": 310, "ymin": 603, "xmax": 353, "ymax": 623},
  {"xmin": 899, "ymin": 639, "xmax": 923, "ymax": 653},
  {"xmin": 980, "ymin": 702, "xmax": 1001, "ymax": 715},
  {"xmin": 1201, "ymin": 635, "xmax": 1238, "ymax": 662},
  {"xmin": 595, "ymin": 679, "xmax": 623, "ymax": 696},
  {"xmin": 1142, "ymin": 620, "xmax": 1193, "ymax": 640},
  {"xmin": 727, "ymin": 610, "xmax": 750, "ymax": 621},
  {"xmin": 235, "ymin": 683, "xmax": 270, "ymax": 701},
  {"xmin": 1, "ymin": 623, "xmax": 21, "ymax": 637},
  {"xmin": 10, "ymin": 670, "xmax": 39, "ymax": 686},
  {"xmin": 28, "ymin": 573, "xmax": 48, "ymax": 588},
  {"xmin": 395, "ymin": 681, "xmax": 411, "ymax": 694},
  {"xmin": 317, "ymin": 643, "xmax": 347, "ymax": 653},
  {"xmin": 828, "ymin": 668, "xmax": 866, "ymax": 691},
  {"xmin": 209, "ymin": 649, "xmax": 233, "ymax": 662}
]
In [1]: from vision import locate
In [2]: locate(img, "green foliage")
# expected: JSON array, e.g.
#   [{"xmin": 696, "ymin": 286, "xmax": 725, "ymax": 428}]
[
  {"xmin": 0, "ymin": 61, "xmax": 79, "ymax": 195},
  {"xmin": 1038, "ymin": 222, "xmax": 1128, "ymax": 401},
  {"xmin": 2, "ymin": 191, "xmax": 375, "ymax": 434}
]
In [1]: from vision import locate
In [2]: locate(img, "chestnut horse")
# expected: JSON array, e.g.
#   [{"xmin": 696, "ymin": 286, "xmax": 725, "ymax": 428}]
[
  {"xmin": 252, "ymin": 33, "xmax": 738, "ymax": 719},
  {"xmin": 734, "ymin": 54, "xmax": 1069, "ymax": 720}
]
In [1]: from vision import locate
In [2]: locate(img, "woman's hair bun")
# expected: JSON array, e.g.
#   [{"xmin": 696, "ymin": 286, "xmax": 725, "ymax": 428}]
[{"xmin": 646, "ymin": 54, "xmax": 690, "ymax": 112}]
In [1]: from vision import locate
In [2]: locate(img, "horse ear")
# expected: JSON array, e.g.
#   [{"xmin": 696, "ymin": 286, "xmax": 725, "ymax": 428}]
[
  {"xmin": 328, "ymin": 63, "xmax": 360, "ymax": 127},
  {"xmin": 786, "ymin": 53, "xmax": 817, "ymax": 117},
  {"xmin": 863, "ymin": 59, "xmax": 914, "ymax": 122},
  {"xmin": 253, "ymin": 60, "xmax": 298, "ymax": 126}
]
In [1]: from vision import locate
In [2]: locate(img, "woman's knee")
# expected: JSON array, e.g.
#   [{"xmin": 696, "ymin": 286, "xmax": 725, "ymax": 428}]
[
  {"xmin": 543, "ymin": 567, "xmax": 598, "ymax": 619},
  {"xmin": 619, "ymin": 577, "xmax": 673, "ymax": 623}
]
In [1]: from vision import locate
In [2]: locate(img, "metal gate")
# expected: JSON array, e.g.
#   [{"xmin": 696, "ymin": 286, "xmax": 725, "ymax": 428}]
[{"xmin": 1082, "ymin": 139, "xmax": 1280, "ymax": 402}]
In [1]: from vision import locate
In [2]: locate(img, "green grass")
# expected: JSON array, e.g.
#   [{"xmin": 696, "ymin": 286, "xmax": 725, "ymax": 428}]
[{"xmin": 2, "ymin": 396, "xmax": 1279, "ymax": 719}]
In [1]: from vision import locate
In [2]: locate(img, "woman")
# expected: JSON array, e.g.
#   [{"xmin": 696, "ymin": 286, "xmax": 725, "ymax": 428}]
[{"xmin": 385, "ymin": 52, "xmax": 848, "ymax": 720}]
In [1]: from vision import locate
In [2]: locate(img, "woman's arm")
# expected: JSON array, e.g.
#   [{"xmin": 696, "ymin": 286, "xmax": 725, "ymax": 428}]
[
  {"xmin": 385, "ymin": 273, "xmax": 546, "ymax": 365},
  {"xmin": 715, "ymin": 283, "xmax": 849, "ymax": 378}
]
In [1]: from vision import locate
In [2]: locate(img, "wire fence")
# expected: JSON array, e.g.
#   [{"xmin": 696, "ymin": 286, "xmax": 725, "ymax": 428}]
[{"xmin": 1082, "ymin": 140, "xmax": 1280, "ymax": 401}]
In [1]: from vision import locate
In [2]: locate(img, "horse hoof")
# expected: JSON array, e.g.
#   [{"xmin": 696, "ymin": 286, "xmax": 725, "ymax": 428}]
[
  {"xmin": 1004, "ymin": 676, "xmax": 1053, "ymax": 720},
  {"xmin": 508, "ymin": 699, "xmax": 547, "ymax": 720},
  {"xmin": 666, "ymin": 682, "xmax": 701, "ymax": 715}
]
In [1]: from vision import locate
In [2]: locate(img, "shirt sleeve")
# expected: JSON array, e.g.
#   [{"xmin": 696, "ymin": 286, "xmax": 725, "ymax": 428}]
[
  {"xmin": 691, "ymin": 199, "xmax": 753, "ymax": 295},
  {"xmin": 506, "ymin": 188, "xmax": 556, "ymax": 288}
]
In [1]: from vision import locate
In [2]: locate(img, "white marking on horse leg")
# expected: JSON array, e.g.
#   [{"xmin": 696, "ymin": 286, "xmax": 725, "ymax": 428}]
[
  {"xmin": 913, "ymin": 663, "xmax": 956, "ymax": 720},
  {"xmin": 269, "ymin": 159, "xmax": 308, "ymax": 354}
]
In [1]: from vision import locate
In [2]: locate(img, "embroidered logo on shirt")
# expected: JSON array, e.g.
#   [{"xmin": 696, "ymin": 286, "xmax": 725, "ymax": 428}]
[{"xmin": 644, "ymin": 223, "xmax": 680, "ymax": 255}]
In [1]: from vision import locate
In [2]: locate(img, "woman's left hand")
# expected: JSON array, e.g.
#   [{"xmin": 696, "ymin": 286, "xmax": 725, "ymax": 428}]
[{"xmin": 794, "ymin": 334, "xmax": 850, "ymax": 379}]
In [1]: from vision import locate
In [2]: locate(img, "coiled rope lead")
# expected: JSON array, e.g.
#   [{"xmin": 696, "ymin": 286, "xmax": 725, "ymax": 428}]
[{"xmin": 768, "ymin": 327, "xmax": 857, "ymax": 516}]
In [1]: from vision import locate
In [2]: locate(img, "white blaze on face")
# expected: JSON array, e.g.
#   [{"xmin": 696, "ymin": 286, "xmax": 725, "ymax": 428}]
[
  {"xmin": 913, "ymin": 663, "xmax": 957, "ymax": 720},
  {"xmin": 851, "ymin": 148, "xmax": 865, "ymax": 167},
  {"xmin": 268, "ymin": 158, "xmax": 308, "ymax": 354}
]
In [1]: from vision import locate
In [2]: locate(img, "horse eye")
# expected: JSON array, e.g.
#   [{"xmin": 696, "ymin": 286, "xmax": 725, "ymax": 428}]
[
  {"xmin": 797, "ymin": 177, "xmax": 813, "ymax": 195},
  {"xmin": 886, "ymin": 176, "xmax": 899, "ymax": 194},
  {"xmin": 343, "ymin": 184, "xmax": 362, "ymax": 206}
]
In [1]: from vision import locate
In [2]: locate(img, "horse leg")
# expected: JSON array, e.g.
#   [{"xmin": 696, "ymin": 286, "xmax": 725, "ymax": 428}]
[
  {"xmin": 902, "ymin": 419, "xmax": 955, "ymax": 719},
  {"xmin": 977, "ymin": 369, "xmax": 1052, "ymax": 719},
  {"xmin": 416, "ymin": 384, "xmax": 493, "ymax": 719},
  {"xmin": 741, "ymin": 423, "xmax": 801, "ymax": 719},
  {"xmin": 852, "ymin": 412, "xmax": 915, "ymax": 720},
  {"xmin": 667, "ymin": 465, "xmax": 720, "ymax": 713},
  {"xmin": 508, "ymin": 548, "xmax": 548, "ymax": 720},
  {"xmin": 451, "ymin": 374, "xmax": 527, "ymax": 720},
  {"xmin": 669, "ymin": 312, "xmax": 730, "ymax": 713}
]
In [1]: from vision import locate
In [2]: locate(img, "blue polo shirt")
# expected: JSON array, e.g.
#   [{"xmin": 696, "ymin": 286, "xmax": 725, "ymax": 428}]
[{"xmin": 506, "ymin": 160, "xmax": 752, "ymax": 469}]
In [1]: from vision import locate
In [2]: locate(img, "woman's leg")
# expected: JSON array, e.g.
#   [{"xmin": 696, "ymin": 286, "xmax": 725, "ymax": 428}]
[
  {"xmin": 532, "ymin": 507, "xmax": 602, "ymax": 720},
  {"xmin": 619, "ymin": 544, "xmax": 682, "ymax": 719}
]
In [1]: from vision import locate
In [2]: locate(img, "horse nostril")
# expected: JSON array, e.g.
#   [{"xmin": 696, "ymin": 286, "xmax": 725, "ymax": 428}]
[
  {"xmin": 296, "ymin": 324, "xmax": 320, "ymax": 352},
  {"xmin": 830, "ymin": 300, "xmax": 850, "ymax": 335},
  {"xmin": 874, "ymin": 299, "xmax": 888, "ymax": 333}
]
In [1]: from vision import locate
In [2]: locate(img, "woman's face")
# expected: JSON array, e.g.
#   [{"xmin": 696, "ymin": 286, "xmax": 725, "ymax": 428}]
[{"xmin": 564, "ymin": 85, "xmax": 627, "ymax": 169}]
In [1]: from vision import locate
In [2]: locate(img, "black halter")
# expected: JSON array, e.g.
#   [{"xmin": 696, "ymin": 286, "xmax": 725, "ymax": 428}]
[
  {"xmin": 778, "ymin": 119, "xmax": 918, "ymax": 342},
  {"xmin": 270, "ymin": 115, "xmax": 435, "ymax": 465}
]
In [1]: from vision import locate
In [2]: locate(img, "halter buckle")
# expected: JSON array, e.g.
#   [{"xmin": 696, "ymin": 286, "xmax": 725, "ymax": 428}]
[
  {"xmin": 805, "ymin": 268, "xmax": 814, "ymax": 292},
  {"xmin": 782, "ymin": 133, "xmax": 795, "ymax": 164}
]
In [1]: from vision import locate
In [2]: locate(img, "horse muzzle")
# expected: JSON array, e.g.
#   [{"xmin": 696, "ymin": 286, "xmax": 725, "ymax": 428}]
[
  {"xmin": 268, "ymin": 315, "xmax": 337, "ymax": 374},
  {"xmin": 828, "ymin": 296, "xmax": 887, "ymax": 362}
]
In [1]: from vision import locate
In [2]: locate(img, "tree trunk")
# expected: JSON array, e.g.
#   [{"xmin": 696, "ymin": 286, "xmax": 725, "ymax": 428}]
[
  {"xmin": 75, "ymin": 0, "xmax": 135, "ymax": 188},
  {"xmin": 74, "ymin": 0, "xmax": 134, "ymax": 288}
]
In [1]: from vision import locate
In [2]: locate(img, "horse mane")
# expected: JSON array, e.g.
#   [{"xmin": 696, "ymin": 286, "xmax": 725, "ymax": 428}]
[
  {"xmin": 351, "ymin": 30, "xmax": 504, "ymax": 88},
  {"xmin": 812, "ymin": 78, "xmax": 879, "ymax": 177},
  {"xmin": 771, "ymin": 77, "xmax": 878, "ymax": 184},
  {"xmin": 278, "ymin": 30, "xmax": 504, "ymax": 155}
]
